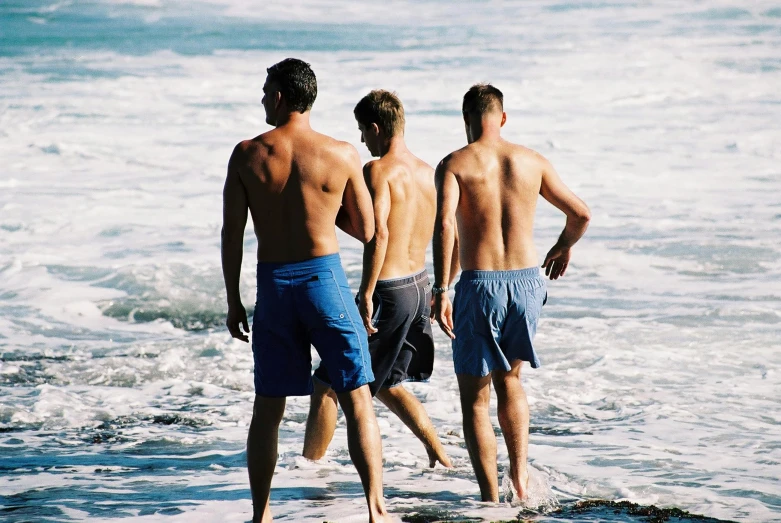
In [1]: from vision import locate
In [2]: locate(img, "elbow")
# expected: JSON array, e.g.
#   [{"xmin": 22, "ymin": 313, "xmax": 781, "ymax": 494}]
[
  {"xmin": 373, "ymin": 225, "xmax": 389, "ymax": 244},
  {"xmin": 358, "ymin": 222, "xmax": 375, "ymax": 244},
  {"xmin": 221, "ymin": 226, "xmax": 244, "ymax": 245},
  {"xmin": 438, "ymin": 217, "xmax": 457, "ymax": 233},
  {"xmin": 575, "ymin": 204, "xmax": 591, "ymax": 225}
]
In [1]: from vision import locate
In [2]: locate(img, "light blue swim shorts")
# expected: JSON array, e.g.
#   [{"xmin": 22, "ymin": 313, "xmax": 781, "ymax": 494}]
[{"xmin": 452, "ymin": 267, "xmax": 547, "ymax": 377}]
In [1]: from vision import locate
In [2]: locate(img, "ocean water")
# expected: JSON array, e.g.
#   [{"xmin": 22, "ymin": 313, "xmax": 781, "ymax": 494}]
[{"xmin": 1, "ymin": 0, "xmax": 780, "ymax": 522}]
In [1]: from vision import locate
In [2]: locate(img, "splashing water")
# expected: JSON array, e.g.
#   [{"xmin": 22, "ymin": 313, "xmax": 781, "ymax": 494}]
[{"xmin": 502, "ymin": 464, "xmax": 560, "ymax": 513}]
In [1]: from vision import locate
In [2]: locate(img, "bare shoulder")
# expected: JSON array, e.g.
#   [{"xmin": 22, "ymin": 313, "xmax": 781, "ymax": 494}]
[
  {"xmin": 412, "ymin": 153, "xmax": 435, "ymax": 176},
  {"xmin": 312, "ymin": 132, "xmax": 360, "ymax": 162},
  {"xmin": 362, "ymin": 158, "xmax": 389, "ymax": 189},
  {"xmin": 342, "ymin": 139, "xmax": 361, "ymax": 158},
  {"xmin": 438, "ymin": 143, "xmax": 479, "ymax": 177},
  {"xmin": 508, "ymin": 142, "xmax": 553, "ymax": 172},
  {"xmin": 237, "ymin": 131, "xmax": 277, "ymax": 161},
  {"xmin": 438, "ymin": 144, "xmax": 468, "ymax": 171}
]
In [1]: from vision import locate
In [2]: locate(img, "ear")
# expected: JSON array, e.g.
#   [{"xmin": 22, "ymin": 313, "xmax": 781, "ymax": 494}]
[
  {"xmin": 274, "ymin": 91, "xmax": 283, "ymax": 110},
  {"xmin": 370, "ymin": 122, "xmax": 381, "ymax": 137},
  {"xmin": 500, "ymin": 112, "xmax": 507, "ymax": 127}
]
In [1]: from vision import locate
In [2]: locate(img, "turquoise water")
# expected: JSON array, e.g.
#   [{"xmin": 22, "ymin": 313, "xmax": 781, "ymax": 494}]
[{"xmin": 1, "ymin": 1, "xmax": 780, "ymax": 521}]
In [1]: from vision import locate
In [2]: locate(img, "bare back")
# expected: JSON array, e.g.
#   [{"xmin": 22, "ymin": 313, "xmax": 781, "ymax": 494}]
[
  {"xmin": 369, "ymin": 151, "xmax": 436, "ymax": 279},
  {"xmin": 447, "ymin": 138, "xmax": 544, "ymax": 271},
  {"xmin": 235, "ymin": 126, "xmax": 359, "ymax": 263}
]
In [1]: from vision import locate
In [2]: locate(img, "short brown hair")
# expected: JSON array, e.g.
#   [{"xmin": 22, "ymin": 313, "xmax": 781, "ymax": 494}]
[
  {"xmin": 354, "ymin": 90, "xmax": 405, "ymax": 137},
  {"xmin": 462, "ymin": 83, "xmax": 503, "ymax": 115}
]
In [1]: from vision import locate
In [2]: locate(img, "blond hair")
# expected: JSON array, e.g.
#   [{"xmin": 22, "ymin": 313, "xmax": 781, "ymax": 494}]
[{"xmin": 354, "ymin": 89, "xmax": 405, "ymax": 137}]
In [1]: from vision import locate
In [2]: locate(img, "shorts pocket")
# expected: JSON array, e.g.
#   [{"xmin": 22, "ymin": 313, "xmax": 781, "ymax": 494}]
[
  {"xmin": 304, "ymin": 271, "xmax": 340, "ymax": 289},
  {"xmin": 525, "ymin": 285, "xmax": 546, "ymax": 325},
  {"xmin": 303, "ymin": 271, "xmax": 352, "ymax": 326}
]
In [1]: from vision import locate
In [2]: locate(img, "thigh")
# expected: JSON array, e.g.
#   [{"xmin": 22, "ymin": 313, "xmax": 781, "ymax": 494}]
[
  {"xmin": 370, "ymin": 287, "xmax": 416, "ymax": 393},
  {"xmin": 299, "ymin": 269, "xmax": 374, "ymax": 394},
  {"xmin": 401, "ymin": 310, "xmax": 435, "ymax": 381},
  {"xmin": 253, "ymin": 281, "xmax": 312, "ymax": 397},
  {"xmin": 452, "ymin": 280, "xmax": 508, "ymax": 376},
  {"xmin": 500, "ymin": 279, "xmax": 546, "ymax": 369}
]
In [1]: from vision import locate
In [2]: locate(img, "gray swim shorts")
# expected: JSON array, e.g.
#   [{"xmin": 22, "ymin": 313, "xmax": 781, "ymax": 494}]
[{"xmin": 452, "ymin": 267, "xmax": 547, "ymax": 376}]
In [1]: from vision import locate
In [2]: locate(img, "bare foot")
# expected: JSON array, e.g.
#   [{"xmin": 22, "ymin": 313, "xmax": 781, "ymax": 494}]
[
  {"xmin": 369, "ymin": 508, "xmax": 399, "ymax": 523},
  {"xmin": 426, "ymin": 446, "xmax": 453, "ymax": 468},
  {"xmin": 514, "ymin": 468, "xmax": 530, "ymax": 501},
  {"xmin": 502, "ymin": 467, "xmax": 530, "ymax": 505}
]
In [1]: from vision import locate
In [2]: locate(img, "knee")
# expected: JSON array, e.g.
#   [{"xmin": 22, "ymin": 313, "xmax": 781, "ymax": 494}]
[
  {"xmin": 338, "ymin": 385, "xmax": 373, "ymax": 417},
  {"xmin": 252, "ymin": 396, "xmax": 286, "ymax": 426},
  {"xmin": 492, "ymin": 374, "xmax": 523, "ymax": 399},
  {"xmin": 311, "ymin": 388, "xmax": 336, "ymax": 410},
  {"xmin": 377, "ymin": 384, "xmax": 405, "ymax": 403},
  {"xmin": 460, "ymin": 399, "xmax": 490, "ymax": 421}
]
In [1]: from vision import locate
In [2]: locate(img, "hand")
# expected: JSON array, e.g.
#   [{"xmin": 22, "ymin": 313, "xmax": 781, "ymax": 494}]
[
  {"xmin": 431, "ymin": 293, "xmax": 455, "ymax": 340},
  {"xmin": 542, "ymin": 243, "xmax": 571, "ymax": 280},
  {"xmin": 357, "ymin": 291, "xmax": 378, "ymax": 335},
  {"xmin": 226, "ymin": 303, "xmax": 249, "ymax": 342}
]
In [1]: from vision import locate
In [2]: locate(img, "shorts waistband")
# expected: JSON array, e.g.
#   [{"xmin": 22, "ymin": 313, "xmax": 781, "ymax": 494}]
[
  {"xmin": 459, "ymin": 267, "xmax": 541, "ymax": 281},
  {"xmin": 376, "ymin": 269, "xmax": 429, "ymax": 289},
  {"xmin": 257, "ymin": 253, "xmax": 343, "ymax": 276}
]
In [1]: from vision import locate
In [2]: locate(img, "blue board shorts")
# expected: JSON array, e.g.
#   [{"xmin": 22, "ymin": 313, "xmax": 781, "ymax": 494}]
[
  {"xmin": 314, "ymin": 269, "xmax": 435, "ymax": 396},
  {"xmin": 452, "ymin": 267, "xmax": 547, "ymax": 377},
  {"xmin": 252, "ymin": 253, "xmax": 373, "ymax": 397}
]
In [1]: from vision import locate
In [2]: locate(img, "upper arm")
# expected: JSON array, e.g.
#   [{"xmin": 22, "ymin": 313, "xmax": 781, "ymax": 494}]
[
  {"xmin": 434, "ymin": 157, "xmax": 460, "ymax": 222},
  {"xmin": 364, "ymin": 163, "xmax": 390, "ymax": 237},
  {"xmin": 341, "ymin": 145, "xmax": 375, "ymax": 242},
  {"xmin": 538, "ymin": 156, "xmax": 591, "ymax": 221},
  {"xmin": 222, "ymin": 143, "xmax": 249, "ymax": 237}
]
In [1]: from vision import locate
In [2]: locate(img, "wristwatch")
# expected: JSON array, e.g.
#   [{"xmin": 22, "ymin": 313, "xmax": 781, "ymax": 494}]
[{"xmin": 431, "ymin": 286, "xmax": 449, "ymax": 295}]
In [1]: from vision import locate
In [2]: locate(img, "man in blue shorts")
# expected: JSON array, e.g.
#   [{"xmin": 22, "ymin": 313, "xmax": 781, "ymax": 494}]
[
  {"xmin": 432, "ymin": 84, "xmax": 591, "ymax": 502},
  {"xmin": 221, "ymin": 58, "xmax": 391, "ymax": 523}
]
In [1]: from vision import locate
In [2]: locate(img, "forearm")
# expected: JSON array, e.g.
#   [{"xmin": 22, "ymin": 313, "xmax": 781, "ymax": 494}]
[
  {"xmin": 433, "ymin": 218, "xmax": 455, "ymax": 288},
  {"xmin": 447, "ymin": 233, "xmax": 460, "ymax": 286},
  {"xmin": 556, "ymin": 214, "xmax": 590, "ymax": 249},
  {"xmin": 336, "ymin": 206, "xmax": 362, "ymax": 241},
  {"xmin": 221, "ymin": 230, "xmax": 244, "ymax": 306},
  {"xmin": 359, "ymin": 233, "xmax": 388, "ymax": 296}
]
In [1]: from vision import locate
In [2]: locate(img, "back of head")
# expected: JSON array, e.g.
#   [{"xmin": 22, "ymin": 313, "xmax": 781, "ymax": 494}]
[
  {"xmin": 266, "ymin": 58, "xmax": 317, "ymax": 113},
  {"xmin": 354, "ymin": 89, "xmax": 405, "ymax": 137},
  {"xmin": 462, "ymin": 83, "xmax": 503, "ymax": 117}
]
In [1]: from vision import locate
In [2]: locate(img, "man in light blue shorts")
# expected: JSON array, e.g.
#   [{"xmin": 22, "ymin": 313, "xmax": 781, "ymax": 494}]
[
  {"xmin": 432, "ymin": 84, "xmax": 591, "ymax": 503},
  {"xmin": 451, "ymin": 268, "xmax": 547, "ymax": 376},
  {"xmin": 221, "ymin": 58, "xmax": 392, "ymax": 523}
]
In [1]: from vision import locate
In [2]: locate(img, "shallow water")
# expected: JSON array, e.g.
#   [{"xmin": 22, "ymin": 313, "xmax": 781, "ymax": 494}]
[{"xmin": 1, "ymin": 1, "xmax": 780, "ymax": 522}]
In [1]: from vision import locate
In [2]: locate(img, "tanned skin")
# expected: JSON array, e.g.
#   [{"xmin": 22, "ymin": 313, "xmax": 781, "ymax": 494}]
[
  {"xmin": 221, "ymin": 75, "xmax": 392, "ymax": 523},
  {"xmin": 303, "ymin": 115, "xmax": 453, "ymax": 469},
  {"xmin": 432, "ymin": 104, "xmax": 590, "ymax": 502}
]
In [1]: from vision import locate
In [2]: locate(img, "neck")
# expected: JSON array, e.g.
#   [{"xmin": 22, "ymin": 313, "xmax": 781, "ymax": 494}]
[
  {"xmin": 470, "ymin": 122, "xmax": 502, "ymax": 142},
  {"xmin": 275, "ymin": 110, "xmax": 311, "ymax": 128},
  {"xmin": 379, "ymin": 134, "xmax": 407, "ymax": 157},
  {"xmin": 466, "ymin": 111, "xmax": 503, "ymax": 143}
]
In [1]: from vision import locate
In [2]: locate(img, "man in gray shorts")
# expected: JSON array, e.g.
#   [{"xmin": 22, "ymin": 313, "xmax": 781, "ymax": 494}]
[
  {"xmin": 431, "ymin": 84, "xmax": 591, "ymax": 502},
  {"xmin": 305, "ymin": 90, "xmax": 452, "ymax": 469}
]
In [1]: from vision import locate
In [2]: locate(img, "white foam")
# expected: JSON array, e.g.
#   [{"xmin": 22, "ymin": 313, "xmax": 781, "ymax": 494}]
[{"xmin": 1, "ymin": 1, "xmax": 780, "ymax": 521}]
